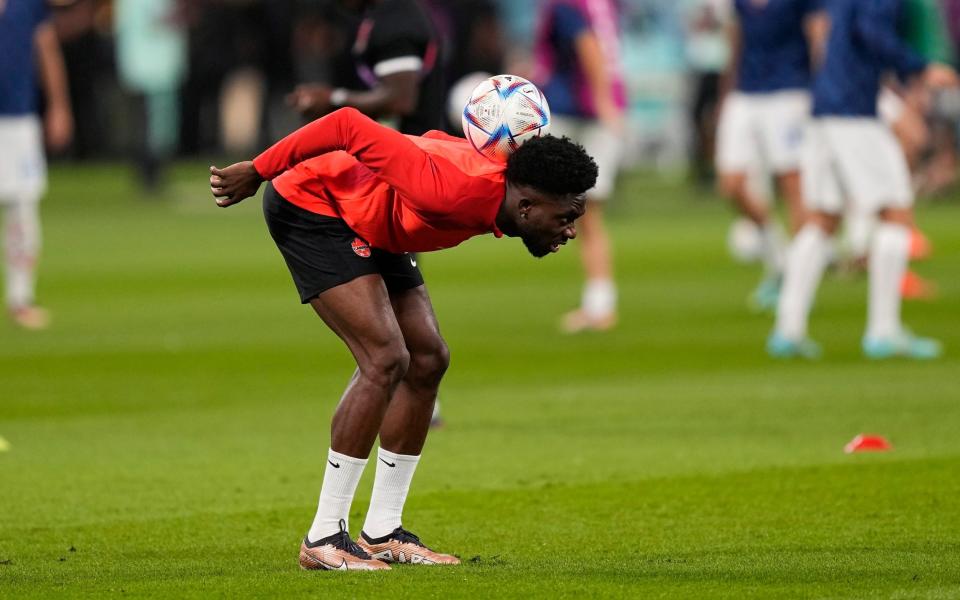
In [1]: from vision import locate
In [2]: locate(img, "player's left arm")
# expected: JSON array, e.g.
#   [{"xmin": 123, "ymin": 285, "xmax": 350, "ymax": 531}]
[
  {"xmin": 574, "ymin": 30, "xmax": 623, "ymax": 133},
  {"xmin": 803, "ymin": 1, "xmax": 830, "ymax": 69},
  {"xmin": 211, "ymin": 107, "xmax": 447, "ymax": 208},
  {"xmin": 34, "ymin": 20, "xmax": 73, "ymax": 151},
  {"xmin": 287, "ymin": 71, "xmax": 420, "ymax": 120}
]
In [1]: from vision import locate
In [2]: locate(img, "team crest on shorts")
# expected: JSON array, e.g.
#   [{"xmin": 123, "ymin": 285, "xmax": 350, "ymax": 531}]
[{"xmin": 351, "ymin": 237, "xmax": 371, "ymax": 258}]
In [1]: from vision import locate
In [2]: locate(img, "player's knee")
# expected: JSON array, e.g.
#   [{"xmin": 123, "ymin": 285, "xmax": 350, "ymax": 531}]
[
  {"xmin": 408, "ymin": 340, "xmax": 450, "ymax": 389},
  {"xmin": 717, "ymin": 173, "xmax": 744, "ymax": 198},
  {"xmin": 363, "ymin": 342, "xmax": 411, "ymax": 389}
]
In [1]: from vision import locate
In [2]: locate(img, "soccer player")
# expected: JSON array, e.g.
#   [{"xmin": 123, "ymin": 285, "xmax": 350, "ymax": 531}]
[
  {"xmin": 209, "ymin": 107, "xmax": 597, "ymax": 570},
  {"xmin": 0, "ymin": 0, "xmax": 73, "ymax": 329},
  {"xmin": 768, "ymin": 0, "xmax": 958, "ymax": 360},
  {"xmin": 533, "ymin": 0, "xmax": 627, "ymax": 333},
  {"xmin": 715, "ymin": 0, "xmax": 825, "ymax": 311},
  {"xmin": 285, "ymin": 0, "xmax": 443, "ymax": 136}
]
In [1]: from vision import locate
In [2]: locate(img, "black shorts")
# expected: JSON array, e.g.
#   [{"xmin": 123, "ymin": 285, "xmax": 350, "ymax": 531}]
[{"xmin": 263, "ymin": 183, "xmax": 424, "ymax": 303}]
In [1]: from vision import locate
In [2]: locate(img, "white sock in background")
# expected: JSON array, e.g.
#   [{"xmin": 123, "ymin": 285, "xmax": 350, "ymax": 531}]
[
  {"xmin": 361, "ymin": 447, "xmax": 420, "ymax": 539},
  {"xmin": 758, "ymin": 221, "xmax": 786, "ymax": 277},
  {"xmin": 866, "ymin": 222, "xmax": 909, "ymax": 340},
  {"xmin": 775, "ymin": 224, "xmax": 832, "ymax": 340},
  {"xmin": 4, "ymin": 201, "xmax": 41, "ymax": 309},
  {"xmin": 306, "ymin": 449, "xmax": 367, "ymax": 543},
  {"xmin": 582, "ymin": 279, "xmax": 616, "ymax": 319}
]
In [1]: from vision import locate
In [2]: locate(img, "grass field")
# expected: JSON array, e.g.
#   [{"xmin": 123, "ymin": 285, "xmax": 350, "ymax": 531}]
[{"xmin": 1, "ymin": 164, "xmax": 959, "ymax": 598}]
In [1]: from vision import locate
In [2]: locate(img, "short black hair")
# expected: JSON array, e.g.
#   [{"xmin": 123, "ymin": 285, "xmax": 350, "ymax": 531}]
[{"xmin": 505, "ymin": 135, "xmax": 598, "ymax": 196}]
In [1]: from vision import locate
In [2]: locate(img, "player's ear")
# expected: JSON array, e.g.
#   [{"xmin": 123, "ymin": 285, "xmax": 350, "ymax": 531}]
[{"xmin": 518, "ymin": 197, "xmax": 534, "ymax": 219}]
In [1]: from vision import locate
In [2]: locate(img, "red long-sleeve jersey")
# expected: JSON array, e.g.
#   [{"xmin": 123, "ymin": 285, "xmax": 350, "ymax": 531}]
[{"xmin": 252, "ymin": 107, "xmax": 507, "ymax": 254}]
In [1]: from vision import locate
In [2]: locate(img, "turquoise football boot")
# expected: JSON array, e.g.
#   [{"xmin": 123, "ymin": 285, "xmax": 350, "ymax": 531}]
[
  {"xmin": 749, "ymin": 275, "xmax": 781, "ymax": 313},
  {"xmin": 862, "ymin": 331, "xmax": 942, "ymax": 360},
  {"xmin": 767, "ymin": 331, "xmax": 822, "ymax": 360}
]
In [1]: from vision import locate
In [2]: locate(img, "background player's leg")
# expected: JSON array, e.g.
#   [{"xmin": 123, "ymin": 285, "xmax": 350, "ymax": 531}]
[
  {"xmin": 770, "ymin": 212, "xmax": 838, "ymax": 357},
  {"xmin": 562, "ymin": 199, "xmax": 616, "ymax": 332},
  {"xmin": 304, "ymin": 274, "xmax": 409, "ymax": 543},
  {"xmin": 4, "ymin": 198, "xmax": 47, "ymax": 329},
  {"xmin": 777, "ymin": 171, "xmax": 806, "ymax": 235}
]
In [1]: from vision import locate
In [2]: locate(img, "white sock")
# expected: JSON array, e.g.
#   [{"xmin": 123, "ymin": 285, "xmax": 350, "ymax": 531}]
[
  {"xmin": 361, "ymin": 447, "xmax": 420, "ymax": 539},
  {"xmin": 775, "ymin": 224, "xmax": 832, "ymax": 339},
  {"xmin": 4, "ymin": 201, "xmax": 41, "ymax": 309},
  {"xmin": 844, "ymin": 210, "xmax": 875, "ymax": 260},
  {"xmin": 582, "ymin": 278, "xmax": 616, "ymax": 319},
  {"xmin": 306, "ymin": 449, "xmax": 367, "ymax": 543},
  {"xmin": 758, "ymin": 221, "xmax": 785, "ymax": 277},
  {"xmin": 866, "ymin": 222, "xmax": 909, "ymax": 340}
]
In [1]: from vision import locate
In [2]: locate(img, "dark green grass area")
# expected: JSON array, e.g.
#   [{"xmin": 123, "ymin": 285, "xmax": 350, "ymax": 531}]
[{"xmin": 1, "ymin": 164, "xmax": 959, "ymax": 598}]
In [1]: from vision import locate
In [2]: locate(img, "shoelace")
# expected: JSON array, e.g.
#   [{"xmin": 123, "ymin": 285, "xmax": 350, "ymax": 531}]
[
  {"xmin": 392, "ymin": 527, "xmax": 430, "ymax": 550},
  {"xmin": 331, "ymin": 519, "xmax": 373, "ymax": 559}
]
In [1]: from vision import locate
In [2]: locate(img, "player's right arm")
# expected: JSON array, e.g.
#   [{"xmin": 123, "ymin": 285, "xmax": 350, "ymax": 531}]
[
  {"xmin": 34, "ymin": 19, "xmax": 73, "ymax": 151},
  {"xmin": 718, "ymin": 17, "xmax": 741, "ymax": 101},
  {"xmin": 211, "ymin": 107, "xmax": 447, "ymax": 208}
]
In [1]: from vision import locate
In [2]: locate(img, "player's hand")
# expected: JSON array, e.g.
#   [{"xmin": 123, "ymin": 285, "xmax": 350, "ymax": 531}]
[
  {"xmin": 210, "ymin": 161, "xmax": 263, "ymax": 208},
  {"xmin": 286, "ymin": 84, "xmax": 334, "ymax": 119},
  {"xmin": 923, "ymin": 63, "xmax": 959, "ymax": 89},
  {"xmin": 44, "ymin": 103, "xmax": 73, "ymax": 152}
]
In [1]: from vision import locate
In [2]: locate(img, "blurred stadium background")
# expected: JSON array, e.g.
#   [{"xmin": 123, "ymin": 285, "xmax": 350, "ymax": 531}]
[{"xmin": 2, "ymin": 0, "xmax": 960, "ymax": 597}]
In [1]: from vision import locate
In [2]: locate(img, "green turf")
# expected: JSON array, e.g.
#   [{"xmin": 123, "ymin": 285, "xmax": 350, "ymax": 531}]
[{"xmin": 1, "ymin": 164, "xmax": 959, "ymax": 598}]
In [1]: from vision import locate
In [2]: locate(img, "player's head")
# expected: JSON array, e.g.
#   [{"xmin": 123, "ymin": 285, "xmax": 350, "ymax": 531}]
[{"xmin": 500, "ymin": 135, "xmax": 598, "ymax": 258}]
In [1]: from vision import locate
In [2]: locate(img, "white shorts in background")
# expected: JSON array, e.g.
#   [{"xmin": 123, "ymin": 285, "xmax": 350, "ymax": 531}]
[
  {"xmin": 0, "ymin": 115, "xmax": 47, "ymax": 204},
  {"xmin": 715, "ymin": 90, "xmax": 810, "ymax": 175},
  {"xmin": 548, "ymin": 115, "xmax": 622, "ymax": 201},
  {"xmin": 801, "ymin": 118, "xmax": 913, "ymax": 215}
]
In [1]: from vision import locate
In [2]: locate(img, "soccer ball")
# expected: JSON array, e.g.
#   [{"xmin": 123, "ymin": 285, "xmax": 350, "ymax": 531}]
[
  {"xmin": 727, "ymin": 217, "xmax": 763, "ymax": 263},
  {"xmin": 461, "ymin": 74, "xmax": 551, "ymax": 162}
]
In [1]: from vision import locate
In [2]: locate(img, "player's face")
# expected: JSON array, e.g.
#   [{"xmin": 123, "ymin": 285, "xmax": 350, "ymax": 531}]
[{"xmin": 516, "ymin": 189, "xmax": 585, "ymax": 258}]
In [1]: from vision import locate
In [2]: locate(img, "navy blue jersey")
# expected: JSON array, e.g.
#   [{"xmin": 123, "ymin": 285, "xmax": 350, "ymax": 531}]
[
  {"xmin": 0, "ymin": 0, "xmax": 49, "ymax": 115},
  {"xmin": 813, "ymin": 0, "xmax": 926, "ymax": 117},
  {"xmin": 735, "ymin": 0, "xmax": 823, "ymax": 93}
]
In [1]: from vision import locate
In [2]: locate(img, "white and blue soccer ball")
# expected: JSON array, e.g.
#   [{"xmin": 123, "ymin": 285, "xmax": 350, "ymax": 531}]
[{"xmin": 461, "ymin": 74, "xmax": 551, "ymax": 163}]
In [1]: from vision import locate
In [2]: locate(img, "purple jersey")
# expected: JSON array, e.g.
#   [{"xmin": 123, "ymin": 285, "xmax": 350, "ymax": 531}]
[{"xmin": 534, "ymin": 0, "xmax": 627, "ymax": 119}]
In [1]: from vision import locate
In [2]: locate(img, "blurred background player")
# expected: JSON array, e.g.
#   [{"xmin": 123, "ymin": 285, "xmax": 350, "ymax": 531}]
[
  {"xmin": 285, "ymin": 0, "xmax": 444, "ymax": 136},
  {"xmin": 714, "ymin": 0, "xmax": 826, "ymax": 312},
  {"xmin": 534, "ymin": 0, "xmax": 627, "ymax": 333},
  {"xmin": 769, "ymin": 0, "xmax": 959, "ymax": 360},
  {"xmin": 0, "ymin": 0, "xmax": 73, "ymax": 330}
]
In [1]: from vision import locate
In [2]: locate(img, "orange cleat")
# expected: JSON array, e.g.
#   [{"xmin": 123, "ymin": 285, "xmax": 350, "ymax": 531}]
[
  {"xmin": 908, "ymin": 228, "xmax": 932, "ymax": 261},
  {"xmin": 299, "ymin": 521, "xmax": 391, "ymax": 571},
  {"xmin": 358, "ymin": 527, "xmax": 460, "ymax": 566},
  {"xmin": 900, "ymin": 270, "xmax": 937, "ymax": 300}
]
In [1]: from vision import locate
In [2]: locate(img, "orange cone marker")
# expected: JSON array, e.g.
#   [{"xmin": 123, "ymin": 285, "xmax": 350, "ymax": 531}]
[{"xmin": 844, "ymin": 434, "xmax": 892, "ymax": 454}]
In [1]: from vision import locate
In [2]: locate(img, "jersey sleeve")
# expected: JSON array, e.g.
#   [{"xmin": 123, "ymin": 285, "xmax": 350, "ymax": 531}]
[
  {"xmin": 253, "ymin": 108, "xmax": 450, "ymax": 210},
  {"xmin": 363, "ymin": 4, "xmax": 431, "ymax": 77},
  {"xmin": 853, "ymin": 0, "xmax": 927, "ymax": 78}
]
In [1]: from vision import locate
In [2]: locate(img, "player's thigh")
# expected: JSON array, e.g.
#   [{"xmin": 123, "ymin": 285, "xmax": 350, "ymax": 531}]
[
  {"xmin": 801, "ymin": 121, "xmax": 844, "ymax": 215},
  {"xmin": 828, "ymin": 119, "xmax": 913, "ymax": 214},
  {"xmin": 715, "ymin": 93, "xmax": 760, "ymax": 174},
  {"xmin": 760, "ymin": 91, "xmax": 809, "ymax": 174},
  {"xmin": 0, "ymin": 116, "xmax": 46, "ymax": 203},
  {"xmin": 387, "ymin": 284, "xmax": 446, "ymax": 360},
  {"xmin": 309, "ymin": 274, "xmax": 407, "ymax": 368},
  {"xmin": 578, "ymin": 121, "xmax": 622, "ymax": 200}
]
